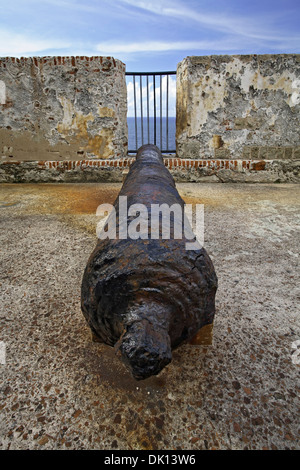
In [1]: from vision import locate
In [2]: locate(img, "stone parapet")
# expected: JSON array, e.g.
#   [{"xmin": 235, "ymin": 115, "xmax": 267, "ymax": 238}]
[
  {"xmin": 0, "ymin": 56, "xmax": 128, "ymax": 162},
  {"xmin": 176, "ymin": 54, "xmax": 300, "ymax": 161},
  {"xmin": 1, "ymin": 158, "xmax": 299, "ymax": 183}
]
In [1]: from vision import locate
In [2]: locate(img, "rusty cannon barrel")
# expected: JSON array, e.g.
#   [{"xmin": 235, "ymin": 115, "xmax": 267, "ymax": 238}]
[{"xmin": 81, "ymin": 144, "xmax": 218, "ymax": 380}]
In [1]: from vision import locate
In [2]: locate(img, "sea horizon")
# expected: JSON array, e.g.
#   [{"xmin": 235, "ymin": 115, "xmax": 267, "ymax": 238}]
[{"xmin": 127, "ymin": 116, "xmax": 176, "ymax": 152}]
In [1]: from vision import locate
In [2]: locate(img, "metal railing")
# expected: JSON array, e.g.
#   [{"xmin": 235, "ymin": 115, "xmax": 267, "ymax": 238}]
[{"xmin": 126, "ymin": 71, "xmax": 176, "ymax": 154}]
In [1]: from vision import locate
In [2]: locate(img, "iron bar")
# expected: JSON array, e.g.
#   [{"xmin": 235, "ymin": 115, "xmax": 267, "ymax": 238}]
[
  {"xmin": 166, "ymin": 74, "xmax": 169, "ymax": 151},
  {"xmin": 147, "ymin": 75, "xmax": 150, "ymax": 143},
  {"xmin": 133, "ymin": 75, "xmax": 138, "ymax": 151},
  {"xmin": 160, "ymin": 75, "xmax": 162, "ymax": 150},
  {"xmin": 153, "ymin": 74, "xmax": 156, "ymax": 147},
  {"xmin": 127, "ymin": 71, "xmax": 176, "ymax": 76},
  {"xmin": 140, "ymin": 75, "xmax": 144, "ymax": 146}
]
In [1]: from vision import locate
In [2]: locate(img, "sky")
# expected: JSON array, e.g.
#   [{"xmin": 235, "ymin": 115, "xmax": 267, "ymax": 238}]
[
  {"xmin": 1, "ymin": 0, "xmax": 299, "ymax": 119},
  {"xmin": 0, "ymin": 0, "xmax": 299, "ymax": 72}
]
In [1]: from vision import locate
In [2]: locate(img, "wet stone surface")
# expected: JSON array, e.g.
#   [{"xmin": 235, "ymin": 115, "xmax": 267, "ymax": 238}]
[{"xmin": 0, "ymin": 182, "xmax": 299, "ymax": 450}]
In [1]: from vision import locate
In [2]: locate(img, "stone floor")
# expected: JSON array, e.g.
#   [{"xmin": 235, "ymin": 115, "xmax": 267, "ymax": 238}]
[{"xmin": 0, "ymin": 182, "xmax": 299, "ymax": 450}]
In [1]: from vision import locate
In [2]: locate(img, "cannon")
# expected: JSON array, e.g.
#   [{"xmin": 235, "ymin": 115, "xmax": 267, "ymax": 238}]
[{"xmin": 81, "ymin": 144, "xmax": 218, "ymax": 380}]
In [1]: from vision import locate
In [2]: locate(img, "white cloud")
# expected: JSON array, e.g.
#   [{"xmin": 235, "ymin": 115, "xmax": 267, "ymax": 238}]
[
  {"xmin": 119, "ymin": 0, "xmax": 298, "ymax": 44},
  {"xmin": 118, "ymin": 0, "xmax": 250, "ymax": 34},
  {"xmin": 6, "ymin": 0, "xmax": 101, "ymax": 14},
  {"xmin": 96, "ymin": 38, "xmax": 240, "ymax": 56},
  {"xmin": 0, "ymin": 29, "xmax": 70, "ymax": 56}
]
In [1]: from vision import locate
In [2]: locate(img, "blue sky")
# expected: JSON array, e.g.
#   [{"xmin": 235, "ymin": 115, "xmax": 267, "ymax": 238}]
[{"xmin": 0, "ymin": 0, "xmax": 299, "ymax": 71}]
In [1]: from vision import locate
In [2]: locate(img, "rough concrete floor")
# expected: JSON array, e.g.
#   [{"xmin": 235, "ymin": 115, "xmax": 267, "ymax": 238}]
[{"xmin": 0, "ymin": 182, "xmax": 299, "ymax": 450}]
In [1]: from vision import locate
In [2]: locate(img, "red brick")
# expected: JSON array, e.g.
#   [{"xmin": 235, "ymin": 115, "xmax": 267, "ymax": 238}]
[
  {"xmin": 233, "ymin": 422, "xmax": 241, "ymax": 433},
  {"xmin": 251, "ymin": 161, "xmax": 266, "ymax": 171}
]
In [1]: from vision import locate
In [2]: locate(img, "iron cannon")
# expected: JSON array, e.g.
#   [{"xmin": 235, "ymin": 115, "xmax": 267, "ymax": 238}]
[{"xmin": 81, "ymin": 144, "xmax": 217, "ymax": 380}]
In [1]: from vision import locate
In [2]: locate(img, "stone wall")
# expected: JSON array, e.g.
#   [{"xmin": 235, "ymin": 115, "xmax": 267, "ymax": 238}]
[
  {"xmin": 176, "ymin": 54, "xmax": 300, "ymax": 160},
  {"xmin": 1, "ymin": 53, "xmax": 299, "ymax": 183},
  {"xmin": 0, "ymin": 56, "xmax": 127, "ymax": 161}
]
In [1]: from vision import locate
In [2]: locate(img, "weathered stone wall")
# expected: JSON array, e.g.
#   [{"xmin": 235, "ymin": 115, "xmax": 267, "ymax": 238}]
[
  {"xmin": 1, "ymin": 54, "xmax": 299, "ymax": 183},
  {"xmin": 0, "ymin": 56, "xmax": 127, "ymax": 161},
  {"xmin": 176, "ymin": 55, "xmax": 300, "ymax": 160}
]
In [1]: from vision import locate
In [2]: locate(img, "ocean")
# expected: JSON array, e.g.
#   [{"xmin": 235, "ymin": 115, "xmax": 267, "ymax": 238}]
[{"xmin": 127, "ymin": 117, "xmax": 176, "ymax": 153}]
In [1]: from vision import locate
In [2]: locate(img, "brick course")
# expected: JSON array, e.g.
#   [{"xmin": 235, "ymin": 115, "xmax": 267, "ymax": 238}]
[
  {"xmin": 1, "ymin": 157, "xmax": 299, "ymax": 183},
  {"xmin": 37, "ymin": 158, "xmax": 266, "ymax": 171}
]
